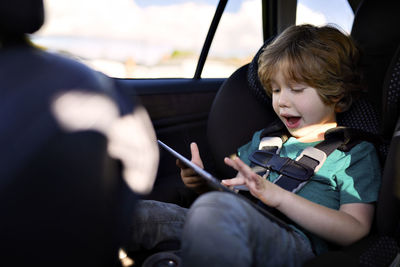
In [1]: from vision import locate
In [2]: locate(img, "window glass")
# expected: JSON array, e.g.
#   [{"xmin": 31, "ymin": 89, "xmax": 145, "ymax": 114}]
[
  {"xmin": 31, "ymin": 0, "xmax": 218, "ymax": 78},
  {"xmin": 296, "ymin": 0, "xmax": 354, "ymax": 34},
  {"xmin": 203, "ymin": 0, "xmax": 263, "ymax": 78}
]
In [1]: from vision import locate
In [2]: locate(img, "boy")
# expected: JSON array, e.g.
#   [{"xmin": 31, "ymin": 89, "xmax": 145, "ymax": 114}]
[{"xmin": 129, "ymin": 24, "xmax": 381, "ymax": 266}]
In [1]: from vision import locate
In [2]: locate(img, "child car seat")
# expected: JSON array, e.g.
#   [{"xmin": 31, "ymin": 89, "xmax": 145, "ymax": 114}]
[
  {"xmin": 305, "ymin": 43, "xmax": 400, "ymax": 267},
  {"xmin": 206, "ymin": 1, "xmax": 400, "ymax": 265},
  {"xmin": 350, "ymin": 0, "xmax": 400, "ymax": 121}
]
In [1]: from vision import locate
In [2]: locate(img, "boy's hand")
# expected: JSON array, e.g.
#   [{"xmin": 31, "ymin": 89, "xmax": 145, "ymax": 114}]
[
  {"xmin": 176, "ymin": 142, "xmax": 210, "ymax": 194},
  {"xmin": 224, "ymin": 156, "xmax": 286, "ymax": 208}
]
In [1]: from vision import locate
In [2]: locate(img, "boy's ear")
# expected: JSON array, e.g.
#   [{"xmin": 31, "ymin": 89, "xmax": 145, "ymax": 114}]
[
  {"xmin": 332, "ymin": 95, "xmax": 345, "ymax": 113},
  {"xmin": 334, "ymin": 104, "xmax": 344, "ymax": 113}
]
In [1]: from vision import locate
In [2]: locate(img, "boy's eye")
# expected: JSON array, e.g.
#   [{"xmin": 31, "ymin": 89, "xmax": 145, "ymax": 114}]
[
  {"xmin": 291, "ymin": 87, "xmax": 305, "ymax": 92},
  {"xmin": 272, "ymin": 88, "xmax": 280, "ymax": 93}
]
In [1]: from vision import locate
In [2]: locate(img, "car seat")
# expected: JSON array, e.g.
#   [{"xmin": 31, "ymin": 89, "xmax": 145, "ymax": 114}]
[
  {"xmin": 350, "ymin": 0, "xmax": 400, "ymax": 123},
  {"xmin": 304, "ymin": 42, "xmax": 400, "ymax": 267},
  {"xmin": 0, "ymin": 1, "xmax": 138, "ymax": 266},
  {"xmin": 206, "ymin": 1, "xmax": 400, "ymax": 266}
]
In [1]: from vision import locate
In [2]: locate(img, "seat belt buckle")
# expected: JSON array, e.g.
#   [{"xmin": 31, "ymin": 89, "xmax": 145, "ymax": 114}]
[
  {"xmin": 259, "ymin": 136, "xmax": 283, "ymax": 153},
  {"xmin": 297, "ymin": 147, "xmax": 327, "ymax": 172}
]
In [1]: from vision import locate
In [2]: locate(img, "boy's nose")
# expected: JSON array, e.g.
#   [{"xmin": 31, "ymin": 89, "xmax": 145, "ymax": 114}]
[{"xmin": 278, "ymin": 89, "xmax": 290, "ymax": 107}]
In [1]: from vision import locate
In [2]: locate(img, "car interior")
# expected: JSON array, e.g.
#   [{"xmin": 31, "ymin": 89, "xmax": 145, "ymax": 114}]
[
  {"xmin": 121, "ymin": 0, "xmax": 400, "ymax": 265},
  {"xmin": 1, "ymin": 0, "xmax": 399, "ymax": 266}
]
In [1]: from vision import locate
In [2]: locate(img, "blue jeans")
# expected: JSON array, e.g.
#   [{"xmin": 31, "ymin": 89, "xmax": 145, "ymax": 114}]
[
  {"xmin": 128, "ymin": 192, "xmax": 315, "ymax": 266},
  {"xmin": 181, "ymin": 191, "xmax": 315, "ymax": 267},
  {"xmin": 127, "ymin": 200, "xmax": 188, "ymax": 251}
]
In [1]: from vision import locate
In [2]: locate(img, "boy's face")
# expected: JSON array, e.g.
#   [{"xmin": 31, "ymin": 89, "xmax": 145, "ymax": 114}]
[{"xmin": 271, "ymin": 69, "xmax": 337, "ymax": 142}]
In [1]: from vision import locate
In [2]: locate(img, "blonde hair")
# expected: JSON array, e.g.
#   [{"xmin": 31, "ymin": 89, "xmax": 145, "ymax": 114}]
[{"xmin": 258, "ymin": 24, "xmax": 363, "ymax": 112}]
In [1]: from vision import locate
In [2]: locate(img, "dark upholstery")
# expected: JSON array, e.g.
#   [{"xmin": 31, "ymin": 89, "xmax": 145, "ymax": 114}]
[
  {"xmin": 207, "ymin": 1, "xmax": 400, "ymax": 266},
  {"xmin": 246, "ymin": 37, "xmax": 275, "ymax": 107},
  {"xmin": 0, "ymin": 1, "xmax": 136, "ymax": 266},
  {"xmin": 207, "ymin": 64, "xmax": 277, "ymax": 178},
  {"xmin": 306, "ymin": 25, "xmax": 400, "ymax": 267},
  {"xmin": 382, "ymin": 45, "xmax": 400, "ymax": 138},
  {"xmin": 375, "ymin": 45, "xmax": 400, "ymax": 240},
  {"xmin": 351, "ymin": 0, "xmax": 400, "ymax": 120}
]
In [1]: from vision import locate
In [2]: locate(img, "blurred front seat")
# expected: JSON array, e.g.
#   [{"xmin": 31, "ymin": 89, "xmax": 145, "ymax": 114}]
[{"xmin": 0, "ymin": 0, "xmax": 138, "ymax": 266}]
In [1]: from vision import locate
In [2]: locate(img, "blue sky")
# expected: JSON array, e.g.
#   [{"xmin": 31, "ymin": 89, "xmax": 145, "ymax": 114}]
[{"xmin": 134, "ymin": 0, "xmax": 243, "ymax": 12}]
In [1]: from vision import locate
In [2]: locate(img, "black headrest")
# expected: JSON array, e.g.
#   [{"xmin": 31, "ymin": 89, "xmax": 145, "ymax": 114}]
[
  {"xmin": 247, "ymin": 37, "xmax": 274, "ymax": 107},
  {"xmin": 0, "ymin": 0, "xmax": 44, "ymax": 38},
  {"xmin": 351, "ymin": 1, "xmax": 400, "ymax": 54},
  {"xmin": 382, "ymin": 44, "xmax": 400, "ymax": 139},
  {"xmin": 351, "ymin": 0, "xmax": 400, "ymax": 116}
]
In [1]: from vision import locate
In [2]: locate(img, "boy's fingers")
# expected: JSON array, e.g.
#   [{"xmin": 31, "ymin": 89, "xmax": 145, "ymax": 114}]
[
  {"xmin": 221, "ymin": 177, "xmax": 244, "ymax": 186},
  {"xmin": 181, "ymin": 166, "xmax": 198, "ymax": 177},
  {"xmin": 190, "ymin": 142, "xmax": 204, "ymax": 168},
  {"xmin": 224, "ymin": 157, "xmax": 238, "ymax": 170},
  {"xmin": 176, "ymin": 158, "xmax": 188, "ymax": 169},
  {"xmin": 233, "ymin": 157, "xmax": 253, "ymax": 174}
]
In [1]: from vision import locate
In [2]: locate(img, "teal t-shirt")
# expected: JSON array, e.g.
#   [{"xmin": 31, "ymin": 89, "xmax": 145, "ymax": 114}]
[{"xmin": 237, "ymin": 129, "xmax": 382, "ymax": 254}]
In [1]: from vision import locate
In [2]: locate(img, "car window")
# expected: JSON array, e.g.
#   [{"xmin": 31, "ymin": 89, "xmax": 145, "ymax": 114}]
[
  {"xmin": 203, "ymin": 0, "xmax": 263, "ymax": 78},
  {"xmin": 296, "ymin": 0, "xmax": 354, "ymax": 34},
  {"xmin": 31, "ymin": 0, "xmax": 262, "ymax": 79}
]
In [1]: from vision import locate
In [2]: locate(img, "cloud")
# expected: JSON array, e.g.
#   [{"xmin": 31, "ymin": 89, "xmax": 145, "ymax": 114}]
[
  {"xmin": 296, "ymin": 3, "xmax": 327, "ymax": 26},
  {"xmin": 36, "ymin": 0, "xmax": 262, "ymax": 64}
]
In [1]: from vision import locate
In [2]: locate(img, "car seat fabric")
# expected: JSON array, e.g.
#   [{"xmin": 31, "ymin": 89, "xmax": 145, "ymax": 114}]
[
  {"xmin": 0, "ymin": 1, "xmax": 137, "ymax": 266},
  {"xmin": 208, "ymin": 8, "xmax": 400, "ymax": 264},
  {"xmin": 375, "ymin": 44, "xmax": 400, "ymax": 240},
  {"xmin": 246, "ymin": 37, "xmax": 275, "ymax": 107},
  {"xmin": 351, "ymin": 0, "xmax": 400, "ymax": 120},
  {"xmin": 206, "ymin": 64, "xmax": 277, "ymax": 179},
  {"xmin": 382, "ymin": 44, "xmax": 400, "ymax": 139},
  {"xmin": 305, "ymin": 31, "xmax": 400, "ymax": 267}
]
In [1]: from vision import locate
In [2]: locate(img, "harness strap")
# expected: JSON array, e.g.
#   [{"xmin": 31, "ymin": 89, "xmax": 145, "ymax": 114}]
[{"xmin": 249, "ymin": 126, "xmax": 356, "ymax": 193}]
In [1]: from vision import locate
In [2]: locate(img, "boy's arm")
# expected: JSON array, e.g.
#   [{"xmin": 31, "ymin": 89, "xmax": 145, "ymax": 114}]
[
  {"xmin": 279, "ymin": 192, "xmax": 374, "ymax": 246},
  {"xmin": 223, "ymin": 157, "xmax": 375, "ymax": 246}
]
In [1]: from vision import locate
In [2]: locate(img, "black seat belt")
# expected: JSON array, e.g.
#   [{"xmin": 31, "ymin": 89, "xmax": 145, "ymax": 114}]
[{"xmin": 248, "ymin": 126, "xmax": 362, "ymax": 193}]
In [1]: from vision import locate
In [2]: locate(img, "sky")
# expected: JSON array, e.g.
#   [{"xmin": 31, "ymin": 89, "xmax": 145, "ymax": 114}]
[
  {"xmin": 134, "ymin": 0, "xmax": 242, "ymax": 12},
  {"xmin": 34, "ymin": 0, "xmax": 354, "ymax": 66}
]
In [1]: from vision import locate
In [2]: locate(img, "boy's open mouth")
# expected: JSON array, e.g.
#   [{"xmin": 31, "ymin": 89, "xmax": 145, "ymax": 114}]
[{"xmin": 283, "ymin": 116, "xmax": 301, "ymax": 128}]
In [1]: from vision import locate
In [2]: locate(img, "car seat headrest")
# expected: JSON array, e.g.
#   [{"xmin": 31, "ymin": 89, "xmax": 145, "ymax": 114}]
[
  {"xmin": 0, "ymin": 0, "xmax": 44, "ymax": 39},
  {"xmin": 246, "ymin": 37, "xmax": 274, "ymax": 107},
  {"xmin": 352, "ymin": 1, "xmax": 400, "ymax": 53},
  {"xmin": 351, "ymin": 1, "xmax": 400, "ymax": 117},
  {"xmin": 382, "ymin": 44, "xmax": 400, "ymax": 139}
]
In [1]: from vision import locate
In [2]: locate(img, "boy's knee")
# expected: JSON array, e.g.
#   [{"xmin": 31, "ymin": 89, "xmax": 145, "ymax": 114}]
[
  {"xmin": 191, "ymin": 191, "xmax": 237, "ymax": 210},
  {"xmin": 132, "ymin": 200, "xmax": 188, "ymax": 224}
]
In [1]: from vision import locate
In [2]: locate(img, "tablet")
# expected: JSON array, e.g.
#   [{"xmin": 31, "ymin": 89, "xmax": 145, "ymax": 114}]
[
  {"xmin": 157, "ymin": 140, "xmax": 235, "ymax": 193},
  {"xmin": 157, "ymin": 139, "xmax": 292, "ymax": 230}
]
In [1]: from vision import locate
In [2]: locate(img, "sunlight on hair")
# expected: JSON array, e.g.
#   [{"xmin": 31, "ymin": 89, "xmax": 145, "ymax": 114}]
[{"xmin": 51, "ymin": 90, "xmax": 159, "ymax": 194}]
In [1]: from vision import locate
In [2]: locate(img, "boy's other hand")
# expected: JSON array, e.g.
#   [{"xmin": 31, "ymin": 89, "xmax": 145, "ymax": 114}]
[
  {"xmin": 224, "ymin": 156, "xmax": 285, "ymax": 208},
  {"xmin": 176, "ymin": 142, "xmax": 209, "ymax": 194}
]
